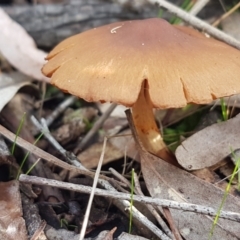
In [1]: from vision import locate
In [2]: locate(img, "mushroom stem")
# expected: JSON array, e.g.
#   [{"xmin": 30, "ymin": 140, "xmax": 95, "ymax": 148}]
[{"xmin": 132, "ymin": 80, "xmax": 174, "ymax": 163}]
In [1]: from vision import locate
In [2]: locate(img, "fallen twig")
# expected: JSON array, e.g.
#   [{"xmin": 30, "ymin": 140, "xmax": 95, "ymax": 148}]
[
  {"xmin": 45, "ymin": 96, "xmax": 77, "ymax": 127},
  {"xmin": 133, "ymin": 172, "xmax": 173, "ymax": 239},
  {"xmin": 19, "ymin": 174, "xmax": 240, "ymax": 223},
  {"xmin": 162, "ymin": 207, "xmax": 183, "ymax": 240},
  {"xmin": 75, "ymin": 103, "xmax": 117, "ymax": 152},
  {"xmin": 31, "ymin": 116, "xmax": 86, "ymax": 170}
]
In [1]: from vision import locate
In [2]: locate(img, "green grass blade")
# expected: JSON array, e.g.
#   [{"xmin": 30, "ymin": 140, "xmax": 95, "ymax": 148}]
[
  {"xmin": 11, "ymin": 112, "xmax": 26, "ymax": 155},
  {"xmin": 16, "ymin": 132, "xmax": 44, "ymax": 179},
  {"xmin": 220, "ymin": 98, "xmax": 228, "ymax": 121},
  {"xmin": 209, "ymin": 149, "xmax": 240, "ymax": 239}
]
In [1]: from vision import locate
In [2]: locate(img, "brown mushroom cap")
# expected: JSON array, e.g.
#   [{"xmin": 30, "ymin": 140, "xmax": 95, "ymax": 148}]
[{"xmin": 42, "ymin": 18, "xmax": 240, "ymax": 108}]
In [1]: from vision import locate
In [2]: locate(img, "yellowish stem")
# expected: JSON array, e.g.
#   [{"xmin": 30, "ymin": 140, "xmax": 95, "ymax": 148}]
[{"xmin": 132, "ymin": 80, "xmax": 175, "ymax": 163}]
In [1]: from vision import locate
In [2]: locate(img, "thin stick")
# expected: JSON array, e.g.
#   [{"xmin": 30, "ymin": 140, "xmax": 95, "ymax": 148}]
[
  {"xmin": 79, "ymin": 137, "xmax": 107, "ymax": 240},
  {"xmin": 45, "ymin": 96, "xmax": 77, "ymax": 127},
  {"xmin": 109, "ymin": 167, "xmax": 132, "ymax": 189},
  {"xmin": 133, "ymin": 173, "xmax": 174, "ymax": 239},
  {"xmin": 19, "ymin": 174, "xmax": 240, "ymax": 222},
  {"xmin": 189, "ymin": 0, "xmax": 210, "ymax": 16},
  {"xmin": 31, "ymin": 116, "xmax": 86, "ymax": 170},
  {"xmin": 76, "ymin": 103, "xmax": 117, "ymax": 151},
  {"xmin": 147, "ymin": 0, "xmax": 240, "ymax": 49},
  {"xmin": 212, "ymin": 2, "xmax": 240, "ymax": 27},
  {"xmin": 162, "ymin": 207, "xmax": 183, "ymax": 240}
]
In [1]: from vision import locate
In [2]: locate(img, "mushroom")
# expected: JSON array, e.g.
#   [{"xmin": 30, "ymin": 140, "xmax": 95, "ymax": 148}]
[{"xmin": 42, "ymin": 18, "xmax": 240, "ymax": 162}]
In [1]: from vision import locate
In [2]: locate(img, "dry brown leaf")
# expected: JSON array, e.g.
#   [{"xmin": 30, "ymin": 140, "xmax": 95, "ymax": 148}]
[
  {"xmin": 175, "ymin": 113, "xmax": 240, "ymax": 170},
  {"xmin": 78, "ymin": 142, "xmax": 123, "ymax": 168},
  {"xmin": 0, "ymin": 180, "xmax": 27, "ymax": 240},
  {"xmin": 109, "ymin": 129, "xmax": 139, "ymax": 162},
  {"xmin": 0, "ymin": 8, "xmax": 48, "ymax": 82},
  {"xmin": 140, "ymin": 149, "xmax": 240, "ymax": 240}
]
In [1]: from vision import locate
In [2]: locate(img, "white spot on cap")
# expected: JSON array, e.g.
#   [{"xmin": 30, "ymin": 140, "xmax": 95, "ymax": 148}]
[
  {"xmin": 142, "ymin": 43, "xmax": 144, "ymax": 46},
  {"xmin": 110, "ymin": 25, "xmax": 123, "ymax": 34}
]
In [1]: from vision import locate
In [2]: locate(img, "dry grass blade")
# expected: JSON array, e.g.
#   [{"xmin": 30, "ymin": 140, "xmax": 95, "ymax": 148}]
[
  {"xmin": 0, "ymin": 124, "xmax": 94, "ymax": 178},
  {"xmin": 79, "ymin": 137, "xmax": 107, "ymax": 240},
  {"xmin": 212, "ymin": 2, "xmax": 240, "ymax": 27}
]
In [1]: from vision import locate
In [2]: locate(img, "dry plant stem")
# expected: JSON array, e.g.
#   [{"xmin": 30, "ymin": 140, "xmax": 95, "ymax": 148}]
[
  {"xmin": 162, "ymin": 207, "xmax": 183, "ymax": 240},
  {"xmin": 133, "ymin": 173, "xmax": 174, "ymax": 239},
  {"xmin": 147, "ymin": 0, "xmax": 240, "ymax": 49},
  {"xmin": 212, "ymin": 2, "xmax": 240, "ymax": 27},
  {"xmin": 79, "ymin": 137, "xmax": 107, "ymax": 240},
  {"xmin": 109, "ymin": 167, "xmax": 132, "ymax": 189},
  {"xmin": 76, "ymin": 103, "xmax": 117, "ymax": 151},
  {"xmin": 132, "ymin": 81, "xmax": 174, "ymax": 162},
  {"xmin": 31, "ymin": 116, "xmax": 87, "ymax": 170},
  {"xmin": 0, "ymin": 124, "xmax": 94, "ymax": 178},
  {"xmin": 19, "ymin": 174, "xmax": 240, "ymax": 222},
  {"xmin": 45, "ymin": 95, "xmax": 77, "ymax": 127},
  {"xmin": 189, "ymin": 0, "xmax": 210, "ymax": 16}
]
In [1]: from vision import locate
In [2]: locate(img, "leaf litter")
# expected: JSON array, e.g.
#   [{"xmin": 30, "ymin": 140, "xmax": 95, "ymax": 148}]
[
  {"xmin": 176, "ymin": 113, "xmax": 240, "ymax": 170},
  {"xmin": 141, "ymin": 149, "xmax": 240, "ymax": 239},
  {"xmin": 1, "ymin": 1, "xmax": 240, "ymax": 239}
]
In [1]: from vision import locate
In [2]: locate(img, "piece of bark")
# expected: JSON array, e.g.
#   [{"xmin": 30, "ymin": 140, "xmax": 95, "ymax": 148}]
[
  {"xmin": 21, "ymin": 193, "xmax": 42, "ymax": 238},
  {"xmin": 1, "ymin": 0, "xmax": 158, "ymax": 48}
]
